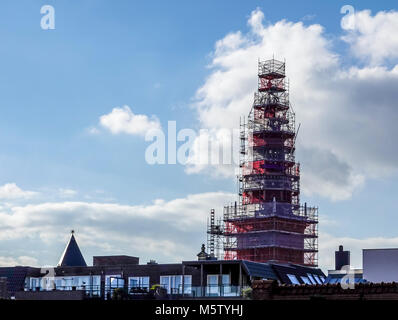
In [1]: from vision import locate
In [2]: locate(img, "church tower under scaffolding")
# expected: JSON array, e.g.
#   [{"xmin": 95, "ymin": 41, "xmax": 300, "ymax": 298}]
[{"xmin": 208, "ymin": 59, "xmax": 318, "ymax": 266}]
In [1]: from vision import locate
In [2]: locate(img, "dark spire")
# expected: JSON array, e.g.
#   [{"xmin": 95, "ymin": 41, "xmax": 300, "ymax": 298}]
[{"xmin": 57, "ymin": 231, "xmax": 87, "ymax": 267}]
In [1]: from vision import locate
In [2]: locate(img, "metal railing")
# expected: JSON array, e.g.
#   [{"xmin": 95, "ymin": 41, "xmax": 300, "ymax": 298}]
[
  {"xmin": 258, "ymin": 77, "xmax": 288, "ymax": 93},
  {"xmin": 241, "ymin": 178, "xmax": 297, "ymax": 192},
  {"xmin": 25, "ymin": 285, "xmax": 102, "ymax": 297},
  {"xmin": 251, "ymin": 150, "xmax": 295, "ymax": 163},
  {"xmin": 248, "ymin": 136, "xmax": 295, "ymax": 149},
  {"xmin": 186, "ymin": 285, "xmax": 249, "ymax": 298},
  {"xmin": 240, "ymin": 161, "xmax": 300, "ymax": 177},
  {"xmin": 25, "ymin": 285, "xmax": 151, "ymax": 295},
  {"xmin": 23, "ymin": 284, "xmax": 252, "ymax": 299},
  {"xmin": 224, "ymin": 203, "xmax": 318, "ymax": 222}
]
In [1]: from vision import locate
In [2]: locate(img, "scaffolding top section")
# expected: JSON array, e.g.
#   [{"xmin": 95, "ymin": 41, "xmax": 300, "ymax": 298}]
[{"xmin": 258, "ymin": 59, "xmax": 285, "ymax": 79}]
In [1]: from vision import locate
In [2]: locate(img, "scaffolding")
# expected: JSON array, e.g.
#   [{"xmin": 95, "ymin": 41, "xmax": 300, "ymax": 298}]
[
  {"xmin": 207, "ymin": 58, "xmax": 318, "ymax": 267},
  {"xmin": 207, "ymin": 209, "xmax": 224, "ymax": 259}
]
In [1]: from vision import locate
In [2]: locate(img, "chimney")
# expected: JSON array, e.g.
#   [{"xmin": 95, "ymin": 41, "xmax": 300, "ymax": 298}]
[{"xmin": 335, "ymin": 245, "xmax": 350, "ymax": 270}]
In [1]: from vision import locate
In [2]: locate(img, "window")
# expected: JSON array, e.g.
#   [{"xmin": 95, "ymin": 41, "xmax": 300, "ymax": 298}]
[
  {"xmin": 92, "ymin": 275, "xmax": 101, "ymax": 287},
  {"xmin": 91, "ymin": 276, "xmax": 101, "ymax": 296},
  {"xmin": 313, "ymin": 274, "xmax": 322, "ymax": 284},
  {"xmin": 300, "ymin": 276, "xmax": 312, "ymax": 285},
  {"xmin": 105, "ymin": 275, "xmax": 124, "ymax": 297},
  {"xmin": 205, "ymin": 274, "xmax": 232, "ymax": 296},
  {"xmin": 160, "ymin": 275, "xmax": 191, "ymax": 294},
  {"xmin": 30, "ymin": 275, "xmax": 101, "ymax": 295},
  {"xmin": 222, "ymin": 274, "xmax": 233, "ymax": 296},
  {"xmin": 62, "ymin": 277, "xmax": 73, "ymax": 289},
  {"xmin": 160, "ymin": 276, "xmax": 170, "ymax": 292},
  {"xmin": 55, "ymin": 279, "xmax": 62, "ymax": 289},
  {"xmin": 76, "ymin": 276, "xmax": 90, "ymax": 288},
  {"xmin": 73, "ymin": 277, "xmax": 79, "ymax": 287},
  {"xmin": 183, "ymin": 275, "xmax": 192, "ymax": 294},
  {"xmin": 174, "ymin": 275, "xmax": 182, "ymax": 293},
  {"xmin": 30, "ymin": 278, "xmax": 40, "ymax": 291},
  {"xmin": 106, "ymin": 275, "xmax": 124, "ymax": 288},
  {"xmin": 207, "ymin": 275, "xmax": 218, "ymax": 286},
  {"xmin": 129, "ymin": 277, "xmax": 150, "ymax": 291},
  {"xmin": 104, "ymin": 275, "xmax": 124, "ymax": 300},
  {"xmin": 207, "ymin": 275, "xmax": 219, "ymax": 296},
  {"xmin": 222, "ymin": 274, "xmax": 230, "ymax": 286},
  {"xmin": 287, "ymin": 274, "xmax": 300, "ymax": 285},
  {"xmin": 306, "ymin": 273, "xmax": 316, "ymax": 284}
]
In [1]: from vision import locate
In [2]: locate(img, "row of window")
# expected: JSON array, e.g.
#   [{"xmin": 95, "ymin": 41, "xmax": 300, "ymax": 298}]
[
  {"xmin": 27, "ymin": 275, "xmax": 193, "ymax": 294},
  {"xmin": 160, "ymin": 275, "xmax": 192, "ymax": 294},
  {"xmin": 286, "ymin": 273, "xmax": 325, "ymax": 285},
  {"xmin": 26, "ymin": 273, "xmax": 252, "ymax": 298}
]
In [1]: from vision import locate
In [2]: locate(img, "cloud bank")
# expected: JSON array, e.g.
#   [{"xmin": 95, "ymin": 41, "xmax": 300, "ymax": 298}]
[{"xmin": 0, "ymin": 192, "xmax": 235, "ymax": 266}]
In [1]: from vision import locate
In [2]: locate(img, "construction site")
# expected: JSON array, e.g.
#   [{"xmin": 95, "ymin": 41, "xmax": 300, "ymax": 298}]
[{"xmin": 208, "ymin": 58, "xmax": 319, "ymax": 267}]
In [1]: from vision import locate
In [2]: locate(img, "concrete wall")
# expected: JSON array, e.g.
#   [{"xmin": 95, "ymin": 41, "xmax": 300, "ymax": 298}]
[{"xmin": 363, "ymin": 249, "xmax": 398, "ymax": 283}]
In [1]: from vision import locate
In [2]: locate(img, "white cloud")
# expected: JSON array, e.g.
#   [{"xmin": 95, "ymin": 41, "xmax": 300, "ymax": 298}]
[
  {"xmin": 0, "ymin": 255, "xmax": 38, "ymax": 267},
  {"xmin": 186, "ymin": 8, "xmax": 398, "ymax": 201},
  {"xmin": 342, "ymin": 10, "xmax": 398, "ymax": 65},
  {"xmin": 0, "ymin": 183, "xmax": 38, "ymax": 200},
  {"xmin": 99, "ymin": 106, "xmax": 161, "ymax": 136},
  {"xmin": 0, "ymin": 192, "xmax": 234, "ymax": 265}
]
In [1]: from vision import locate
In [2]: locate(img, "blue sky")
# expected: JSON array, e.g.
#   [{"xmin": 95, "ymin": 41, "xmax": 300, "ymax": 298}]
[{"xmin": 0, "ymin": 0, "xmax": 397, "ymax": 270}]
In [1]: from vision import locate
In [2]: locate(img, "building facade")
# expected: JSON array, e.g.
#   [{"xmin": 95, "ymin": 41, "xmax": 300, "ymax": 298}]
[
  {"xmin": 0, "ymin": 233, "xmax": 325, "ymax": 300},
  {"xmin": 363, "ymin": 248, "xmax": 398, "ymax": 283}
]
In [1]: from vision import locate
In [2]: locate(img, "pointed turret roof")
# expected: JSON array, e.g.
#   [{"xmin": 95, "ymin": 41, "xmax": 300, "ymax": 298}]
[{"xmin": 57, "ymin": 230, "xmax": 87, "ymax": 267}]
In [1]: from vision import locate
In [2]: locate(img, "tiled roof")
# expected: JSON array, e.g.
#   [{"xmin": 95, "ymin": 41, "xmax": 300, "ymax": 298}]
[{"xmin": 0, "ymin": 267, "xmax": 29, "ymax": 294}]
